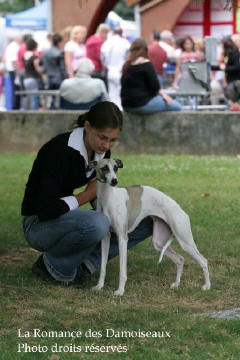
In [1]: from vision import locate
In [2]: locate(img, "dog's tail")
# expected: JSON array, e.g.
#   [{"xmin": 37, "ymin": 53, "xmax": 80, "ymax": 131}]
[{"xmin": 158, "ymin": 237, "xmax": 173, "ymax": 264}]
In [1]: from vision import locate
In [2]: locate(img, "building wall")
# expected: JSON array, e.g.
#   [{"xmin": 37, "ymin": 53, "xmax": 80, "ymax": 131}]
[
  {"xmin": 140, "ymin": 0, "xmax": 237, "ymax": 42},
  {"xmin": 52, "ymin": 0, "xmax": 98, "ymax": 34},
  {"xmin": 140, "ymin": 0, "xmax": 189, "ymax": 42},
  {"xmin": 174, "ymin": 0, "xmax": 236, "ymax": 39}
]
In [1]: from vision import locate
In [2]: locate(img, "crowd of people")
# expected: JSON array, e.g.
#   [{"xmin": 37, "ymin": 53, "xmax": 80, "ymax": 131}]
[{"xmin": 1, "ymin": 24, "xmax": 240, "ymax": 112}]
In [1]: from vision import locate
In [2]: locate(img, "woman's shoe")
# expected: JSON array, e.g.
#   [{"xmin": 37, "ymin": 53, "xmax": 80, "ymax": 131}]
[{"xmin": 32, "ymin": 254, "xmax": 52, "ymax": 281}]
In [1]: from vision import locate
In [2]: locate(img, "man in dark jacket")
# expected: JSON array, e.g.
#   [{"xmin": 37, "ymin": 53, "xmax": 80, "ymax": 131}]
[
  {"xmin": 41, "ymin": 33, "xmax": 66, "ymax": 90},
  {"xmin": 224, "ymin": 34, "xmax": 240, "ymax": 83},
  {"xmin": 224, "ymin": 35, "xmax": 240, "ymax": 105}
]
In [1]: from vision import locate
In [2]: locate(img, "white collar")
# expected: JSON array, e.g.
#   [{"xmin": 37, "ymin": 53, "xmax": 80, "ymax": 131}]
[{"xmin": 68, "ymin": 127, "xmax": 106, "ymax": 177}]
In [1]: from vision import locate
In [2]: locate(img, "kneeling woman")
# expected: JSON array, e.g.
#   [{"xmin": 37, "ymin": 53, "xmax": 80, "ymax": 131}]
[
  {"xmin": 121, "ymin": 38, "xmax": 182, "ymax": 114},
  {"xmin": 21, "ymin": 101, "xmax": 153, "ymax": 285}
]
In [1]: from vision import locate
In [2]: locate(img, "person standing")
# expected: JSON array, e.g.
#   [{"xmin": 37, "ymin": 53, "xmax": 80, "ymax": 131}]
[
  {"xmin": 148, "ymin": 30, "xmax": 167, "ymax": 87},
  {"xmin": 41, "ymin": 33, "xmax": 66, "ymax": 109},
  {"xmin": 64, "ymin": 26, "xmax": 87, "ymax": 78},
  {"xmin": 225, "ymin": 34, "xmax": 240, "ymax": 84},
  {"xmin": 4, "ymin": 35, "xmax": 21, "ymax": 109},
  {"xmin": 159, "ymin": 30, "xmax": 178, "ymax": 65},
  {"xmin": 22, "ymin": 38, "xmax": 43, "ymax": 110},
  {"xmin": 101, "ymin": 26, "xmax": 130, "ymax": 109},
  {"xmin": 18, "ymin": 34, "xmax": 32, "ymax": 71},
  {"xmin": 41, "ymin": 33, "xmax": 66, "ymax": 88},
  {"xmin": 17, "ymin": 34, "xmax": 33, "ymax": 106},
  {"xmin": 86, "ymin": 23, "xmax": 110, "ymax": 86},
  {"xmin": 172, "ymin": 36, "xmax": 203, "ymax": 89},
  {"xmin": 221, "ymin": 35, "xmax": 240, "ymax": 109}
]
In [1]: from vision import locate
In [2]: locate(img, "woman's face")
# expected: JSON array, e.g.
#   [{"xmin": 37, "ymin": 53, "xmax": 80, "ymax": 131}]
[
  {"xmin": 184, "ymin": 38, "xmax": 194, "ymax": 52},
  {"xmin": 233, "ymin": 35, "xmax": 240, "ymax": 49},
  {"xmin": 75, "ymin": 30, "xmax": 86, "ymax": 44},
  {"xmin": 84, "ymin": 123, "xmax": 121, "ymax": 155}
]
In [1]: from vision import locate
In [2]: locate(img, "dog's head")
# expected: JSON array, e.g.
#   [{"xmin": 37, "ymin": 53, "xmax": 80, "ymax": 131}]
[{"xmin": 88, "ymin": 159, "xmax": 123, "ymax": 186}]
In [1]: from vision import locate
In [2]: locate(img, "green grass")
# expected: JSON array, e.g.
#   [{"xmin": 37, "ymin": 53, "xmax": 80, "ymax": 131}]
[{"xmin": 0, "ymin": 153, "xmax": 240, "ymax": 360}]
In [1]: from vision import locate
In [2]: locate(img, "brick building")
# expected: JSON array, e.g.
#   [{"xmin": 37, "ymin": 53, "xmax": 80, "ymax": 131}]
[
  {"xmin": 51, "ymin": 0, "xmax": 237, "ymax": 41},
  {"xmin": 51, "ymin": 0, "xmax": 119, "ymax": 38},
  {"xmin": 52, "ymin": 0, "xmax": 97, "ymax": 34},
  {"xmin": 126, "ymin": 0, "xmax": 237, "ymax": 41}
]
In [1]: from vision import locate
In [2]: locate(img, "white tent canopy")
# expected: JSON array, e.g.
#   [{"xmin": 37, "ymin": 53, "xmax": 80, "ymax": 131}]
[
  {"xmin": 105, "ymin": 11, "xmax": 137, "ymax": 39},
  {"xmin": 5, "ymin": 1, "xmax": 47, "ymax": 30}
]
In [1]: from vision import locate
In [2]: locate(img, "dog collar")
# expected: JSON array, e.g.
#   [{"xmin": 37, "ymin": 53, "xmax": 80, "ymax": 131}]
[{"xmin": 96, "ymin": 178, "xmax": 107, "ymax": 184}]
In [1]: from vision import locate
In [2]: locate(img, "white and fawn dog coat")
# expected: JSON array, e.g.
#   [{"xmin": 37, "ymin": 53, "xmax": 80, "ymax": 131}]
[{"xmin": 89, "ymin": 159, "xmax": 211, "ymax": 296}]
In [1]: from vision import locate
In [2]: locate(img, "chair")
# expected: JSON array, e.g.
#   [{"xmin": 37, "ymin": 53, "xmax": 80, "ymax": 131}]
[
  {"xmin": 178, "ymin": 61, "xmax": 210, "ymax": 94},
  {"xmin": 175, "ymin": 61, "xmax": 210, "ymax": 109}
]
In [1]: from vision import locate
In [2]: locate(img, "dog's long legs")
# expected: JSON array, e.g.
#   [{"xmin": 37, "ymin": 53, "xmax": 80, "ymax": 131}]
[
  {"xmin": 164, "ymin": 247, "xmax": 184, "ymax": 289},
  {"xmin": 173, "ymin": 214, "xmax": 211, "ymax": 290},
  {"xmin": 92, "ymin": 232, "xmax": 110, "ymax": 291},
  {"xmin": 152, "ymin": 218, "xmax": 184, "ymax": 288},
  {"xmin": 176, "ymin": 237, "xmax": 210, "ymax": 290},
  {"xmin": 114, "ymin": 235, "xmax": 128, "ymax": 296}
]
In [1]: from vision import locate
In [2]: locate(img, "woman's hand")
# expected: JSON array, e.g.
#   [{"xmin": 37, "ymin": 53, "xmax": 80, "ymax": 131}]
[
  {"xmin": 159, "ymin": 90, "xmax": 172, "ymax": 106},
  {"xmin": 64, "ymin": 51, "xmax": 74, "ymax": 78},
  {"xmin": 75, "ymin": 178, "xmax": 97, "ymax": 206},
  {"xmin": 219, "ymin": 63, "xmax": 226, "ymax": 71}
]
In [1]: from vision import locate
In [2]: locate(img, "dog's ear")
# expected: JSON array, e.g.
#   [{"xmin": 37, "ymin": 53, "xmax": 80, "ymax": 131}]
[
  {"xmin": 87, "ymin": 160, "xmax": 98, "ymax": 171},
  {"xmin": 114, "ymin": 159, "xmax": 123, "ymax": 168}
]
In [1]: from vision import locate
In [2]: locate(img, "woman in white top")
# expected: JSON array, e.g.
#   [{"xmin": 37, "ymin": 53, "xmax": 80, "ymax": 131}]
[{"xmin": 64, "ymin": 25, "xmax": 87, "ymax": 78}]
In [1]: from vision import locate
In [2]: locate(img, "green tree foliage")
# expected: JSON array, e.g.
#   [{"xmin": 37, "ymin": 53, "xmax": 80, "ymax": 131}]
[
  {"xmin": 114, "ymin": 0, "xmax": 134, "ymax": 20},
  {"xmin": 0, "ymin": 0, "xmax": 37, "ymax": 15}
]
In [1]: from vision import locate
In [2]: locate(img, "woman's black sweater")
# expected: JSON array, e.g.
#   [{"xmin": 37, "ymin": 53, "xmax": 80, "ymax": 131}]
[
  {"xmin": 121, "ymin": 61, "xmax": 160, "ymax": 108},
  {"xmin": 21, "ymin": 132, "xmax": 110, "ymax": 221}
]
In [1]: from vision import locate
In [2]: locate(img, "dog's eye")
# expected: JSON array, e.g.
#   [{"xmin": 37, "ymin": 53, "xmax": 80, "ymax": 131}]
[
  {"xmin": 101, "ymin": 165, "xmax": 109, "ymax": 173},
  {"xmin": 114, "ymin": 166, "xmax": 118, "ymax": 172}
]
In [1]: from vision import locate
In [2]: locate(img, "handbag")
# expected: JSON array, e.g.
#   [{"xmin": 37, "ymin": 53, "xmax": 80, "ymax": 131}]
[{"xmin": 224, "ymin": 80, "xmax": 240, "ymax": 102}]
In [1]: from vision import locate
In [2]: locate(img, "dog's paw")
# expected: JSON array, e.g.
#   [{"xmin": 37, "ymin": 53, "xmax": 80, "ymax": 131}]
[
  {"xmin": 170, "ymin": 282, "xmax": 180, "ymax": 289},
  {"xmin": 201, "ymin": 283, "xmax": 211, "ymax": 291},
  {"xmin": 92, "ymin": 284, "xmax": 103, "ymax": 292},
  {"xmin": 113, "ymin": 289, "xmax": 124, "ymax": 296}
]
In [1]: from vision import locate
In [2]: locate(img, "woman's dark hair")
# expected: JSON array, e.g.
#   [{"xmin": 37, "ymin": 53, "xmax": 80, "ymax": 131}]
[
  {"xmin": 180, "ymin": 36, "xmax": 195, "ymax": 51},
  {"xmin": 152, "ymin": 30, "xmax": 160, "ymax": 41},
  {"xmin": 26, "ymin": 38, "xmax": 38, "ymax": 51},
  {"xmin": 23, "ymin": 33, "xmax": 32, "ymax": 43},
  {"xmin": 221, "ymin": 36, "xmax": 238, "ymax": 57},
  {"xmin": 73, "ymin": 101, "xmax": 123, "ymax": 130},
  {"xmin": 175, "ymin": 37, "xmax": 183, "ymax": 48},
  {"xmin": 52, "ymin": 33, "xmax": 62, "ymax": 47},
  {"xmin": 122, "ymin": 38, "xmax": 148, "ymax": 76}
]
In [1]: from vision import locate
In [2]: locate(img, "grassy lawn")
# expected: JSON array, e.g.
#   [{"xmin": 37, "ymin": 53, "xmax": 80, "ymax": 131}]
[{"xmin": 0, "ymin": 152, "xmax": 240, "ymax": 360}]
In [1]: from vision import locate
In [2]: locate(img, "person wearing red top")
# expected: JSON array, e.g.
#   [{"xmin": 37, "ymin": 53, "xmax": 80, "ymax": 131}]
[
  {"xmin": 86, "ymin": 23, "xmax": 109, "ymax": 87},
  {"xmin": 17, "ymin": 34, "xmax": 33, "ymax": 95},
  {"xmin": 18, "ymin": 34, "xmax": 33, "ymax": 70},
  {"xmin": 148, "ymin": 31, "xmax": 167, "ymax": 87}
]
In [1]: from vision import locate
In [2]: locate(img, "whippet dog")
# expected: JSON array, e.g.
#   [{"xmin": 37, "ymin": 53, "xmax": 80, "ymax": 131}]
[{"xmin": 89, "ymin": 159, "xmax": 211, "ymax": 296}]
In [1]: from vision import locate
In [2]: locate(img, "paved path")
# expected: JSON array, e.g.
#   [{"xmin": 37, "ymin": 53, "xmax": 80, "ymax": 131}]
[{"xmin": 205, "ymin": 308, "xmax": 240, "ymax": 319}]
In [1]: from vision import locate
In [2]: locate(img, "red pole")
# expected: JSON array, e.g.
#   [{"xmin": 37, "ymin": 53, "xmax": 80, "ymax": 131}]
[
  {"xmin": 203, "ymin": 0, "xmax": 211, "ymax": 36},
  {"xmin": 86, "ymin": 0, "xmax": 119, "ymax": 39},
  {"xmin": 233, "ymin": 4, "xmax": 237, "ymax": 33}
]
